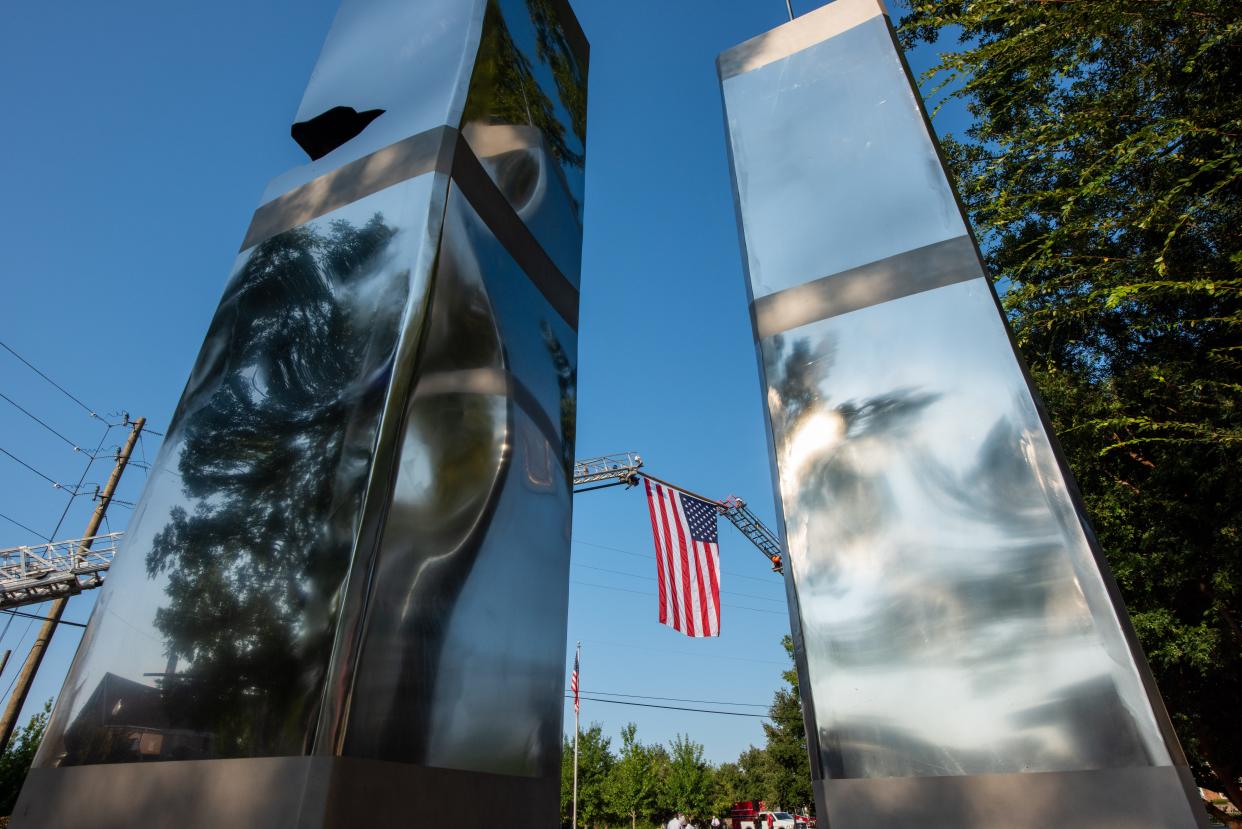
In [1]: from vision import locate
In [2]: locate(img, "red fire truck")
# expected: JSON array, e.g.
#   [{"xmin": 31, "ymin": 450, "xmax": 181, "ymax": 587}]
[
  {"xmin": 727, "ymin": 802, "xmax": 813, "ymax": 829},
  {"xmin": 728, "ymin": 801, "xmax": 763, "ymax": 829}
]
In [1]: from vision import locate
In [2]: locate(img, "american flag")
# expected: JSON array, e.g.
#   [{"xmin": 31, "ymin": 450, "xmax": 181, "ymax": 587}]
[
  {"xmin": 643, "ymin": 479, "xmax": 722, "ymax": 637},
  {"xmin": 571, "ymin": 646, "xmax": 580, "ymax": 714}
]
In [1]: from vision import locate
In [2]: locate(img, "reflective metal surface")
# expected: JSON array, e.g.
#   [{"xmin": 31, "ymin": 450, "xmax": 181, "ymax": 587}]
[
  {"xmin": 762, "ymin": 279, "xmax": 1166, "ymax": 778},
  {"xmin": 341, "ymin": 183, "xmax": 575, "ymax": 776},
  {"xmin": 721, "ymin": 11, "xmax": 965, "ymax": 300},
  {"xmin": 459, "ymin": 0, "xmax": 588, "ymax": 283},
  {"xmin": 36, "ymin": 179, "xmax": 438, "ymax": 765},
  {"xmin": 33, "ymin": 5, "xmax": 586, "ymax": 824},
  {"xmin": 263, "ymin": 0, "xmax": 482, "ymax": 200},
  {"xmin": 720, "ymin": 1, "xmax": 1200, "ymax": 825}
]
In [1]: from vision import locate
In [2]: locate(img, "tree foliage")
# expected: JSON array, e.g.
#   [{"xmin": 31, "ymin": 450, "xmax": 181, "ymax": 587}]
[
  {"xmin": 755, "ymin": 637, "xmax": 813, "ymax": 811},
  {"xmin": 608, "ymin": 723, "xmax": 663, "ymax": 829},
  {"xmin": 562, "ymin": 724, "xmax": 615, "ymax": 829},
  {"xmin": 0, "ymin": 701, "xmax": 50, "ymax": 816},
  {"xmin": 560, "ymin": 638, "xmax": 815, "ymax": 828},
  {"xmin": 661, "ymin": 734, "xmax": 713, "ymax": 821},
  {"xmin": 898, "ymin": 1, "xmax": 1241, "ymax": 822}
]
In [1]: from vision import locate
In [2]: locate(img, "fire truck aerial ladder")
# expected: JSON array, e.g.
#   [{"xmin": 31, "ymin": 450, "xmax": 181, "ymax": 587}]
[
  {"xmin": 0, "ymin": 453, "xmax": 784, "ymax": 611},
  {"xmin": 572, "ymin": 452, "xmax": 784, "ymax": 573},
  {"xmin": 0, "ymin": 532, "xmax": 124, "ymax": 610}
]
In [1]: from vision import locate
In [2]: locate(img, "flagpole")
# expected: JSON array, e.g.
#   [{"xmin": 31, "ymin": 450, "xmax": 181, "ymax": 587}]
[{"xmin": 572, "ymin": 641, "xmax": 581, "ymax": 829}]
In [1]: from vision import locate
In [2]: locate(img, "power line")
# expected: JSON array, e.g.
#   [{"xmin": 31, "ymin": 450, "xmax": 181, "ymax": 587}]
[
  {"xmin": 0, "ymin": 447, "xmax": 76, "ymax": 491},
  {"xmin": 0, "ymin": 424, "xmax": 113, "ymax": 701},
  {"xmin": 46, "ymin": 426, "xmax": 111, "ymax": 541},
  {"xmin": 580, "ymin": 637, "xmax": 786, "ymax": 667},
  {"xmin": 573, "ymin": 539, "xmax": 782, "ymax": 586},
  {"xmin": 571, "ymin": 689, "xmax": 769, "ymax": 708},
  {"xmin": 0, "ymin": 512, "xmax": 51, "ymax": 542},
  {"xmin": 0, "ymin": 610, "xmax": 86, "ymax": 629},
  {"xmin": 565, "ymin": 694, "xmax": 768, "ymax": 719},
  {"xmin": 570, "ymin": 580, "xmax": 785, "ymax": 616},
  {"xmin": 0, "ymin": 392, "xmax": 87, "ymax": 452},
  {"xmin": 0, "ymin": 340, "xmax": 106, "ymax": 422},
  {"xmin": 573, "ymin": 562, "xmax": 786, "ymax": 605}
]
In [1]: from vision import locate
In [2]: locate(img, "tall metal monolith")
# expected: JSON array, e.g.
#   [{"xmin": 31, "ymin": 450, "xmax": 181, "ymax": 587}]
[
  {"xmin": 15, "ymin": 1, "xmax": 587, "ymax": 826},
  {"xmin": 718, "ymin": 1, "xmax": 1205, "ymax": 827}
]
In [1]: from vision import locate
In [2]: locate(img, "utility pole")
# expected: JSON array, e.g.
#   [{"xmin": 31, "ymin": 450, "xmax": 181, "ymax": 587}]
[{"xmin": 0, "ymin": 416, "xmax": 144, "ymax": 750}]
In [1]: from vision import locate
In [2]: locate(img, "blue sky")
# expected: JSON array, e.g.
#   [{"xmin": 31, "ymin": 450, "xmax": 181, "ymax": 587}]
[{"xmin": 0, "ymin": 0, "xmax": 965, "ymax": 763}]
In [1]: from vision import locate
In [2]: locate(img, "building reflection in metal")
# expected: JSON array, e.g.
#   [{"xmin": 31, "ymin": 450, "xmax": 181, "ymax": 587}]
[
  {"xmin": 20, "ymin": 1, "xmax": 586, "ymax": 827},
  {"xmin": 719, "ymin": 1, "xmax": 1204, "ymax": 827}
]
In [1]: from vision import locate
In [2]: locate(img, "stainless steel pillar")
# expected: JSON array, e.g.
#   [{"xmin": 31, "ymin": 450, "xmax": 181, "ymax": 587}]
[
  {"xmin": 14, "ymin": 1, "xmax": 587, "ymax": 826},
  {"xmin": 717, "ymin": 2, "xmax": 1205, "ymax": 827}
]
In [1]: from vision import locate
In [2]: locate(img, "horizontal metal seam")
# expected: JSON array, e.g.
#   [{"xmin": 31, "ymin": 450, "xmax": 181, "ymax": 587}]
[
  {"xmin": 240, "ymin": 126, "xmax": 456, "ymax": 251},
  {"xmin": 239, "ymin": 127, "xmax": 579, "ymax": 331},
  {"xmin": 751, "ymin": 235, "xmax": 983, "ymax": 338},
  {"xmin": 717, "ymin": 0, "xmax": 885, "ymax": 80}
]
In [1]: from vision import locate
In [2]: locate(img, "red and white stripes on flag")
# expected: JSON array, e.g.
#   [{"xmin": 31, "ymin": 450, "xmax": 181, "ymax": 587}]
[
  {"xmin": 571, "ymin": 647, "xmax": 580, "ymax": 714},
  {"xmin": 643, "ymin": 478, "xmax": 722, "ymax": 637}
]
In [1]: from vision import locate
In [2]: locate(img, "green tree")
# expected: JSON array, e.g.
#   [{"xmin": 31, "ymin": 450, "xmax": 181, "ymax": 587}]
[
  {"xmin": 757, "ymin": 637, "xmax": 813, "ymax": 813},
  {"xmin": 0, "ymin": 701, "xmax": 50, "ymax": 816},
  {"xmin": 661, "ymin": 734, "xmax": 712, "ymax": 823},
  {"xmin": 709, "ymin": 761, "xmax": 749, "ymax": 818},
  {"xmin": 608, "ymin": 723, "xmax": 661, "ymax": 829},
  {"xmin": 562, "ymin": 723, "xmax": 616, "ymax": 829},
  {"xmin": 898, "ymin": 1, "xmax": 1242, "ymax": 824}
]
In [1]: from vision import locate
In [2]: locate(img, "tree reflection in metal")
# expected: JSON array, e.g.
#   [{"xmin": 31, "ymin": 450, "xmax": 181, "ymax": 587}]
[{"xmin": 718, "ymin": 0, "xmax": 1206, "ymax": 827}]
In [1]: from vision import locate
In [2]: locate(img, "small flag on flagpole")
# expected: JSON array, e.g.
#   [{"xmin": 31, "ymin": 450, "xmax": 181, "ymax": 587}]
[
  {"xmin": 571, "ymin": 644, "xmax": 580, "ymax": 714},
  {"xmin": 643, "ymin": 478, "xmax": 722, "ymax": 637}
]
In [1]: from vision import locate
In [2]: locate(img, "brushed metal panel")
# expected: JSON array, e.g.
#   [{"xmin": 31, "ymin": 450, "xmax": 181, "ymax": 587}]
[
  {"xmin": 12, "ymin": 755, "xmax": 558, "ymax": 829},
  {"xmin": 817, "ymin": 766, "xmax": 1207, "ymax": 829},
  {"xmin": 13, "ymin": 757, "xmax": 331, "ymax": 829}
]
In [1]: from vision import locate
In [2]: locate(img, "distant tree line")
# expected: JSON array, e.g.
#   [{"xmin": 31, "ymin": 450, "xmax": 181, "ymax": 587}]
[{"xmin": 561, "ymin": 637, "xmax": 812, "ymax": 829}]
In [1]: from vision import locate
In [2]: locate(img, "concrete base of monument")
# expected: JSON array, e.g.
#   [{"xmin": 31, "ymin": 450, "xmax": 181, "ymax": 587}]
[
  {"xmin": 11, "ymin": 755, "xmax": 557, "ymax": 828},
  {"xmin": 816, "ymin": 764, "xmax": 1208, "ymax": 829}
]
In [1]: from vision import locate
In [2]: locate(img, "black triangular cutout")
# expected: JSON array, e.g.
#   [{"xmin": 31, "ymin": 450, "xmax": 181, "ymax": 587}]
[{"xmin": 291, "ymin": 106, "xmax": 386, "ymax": 161}]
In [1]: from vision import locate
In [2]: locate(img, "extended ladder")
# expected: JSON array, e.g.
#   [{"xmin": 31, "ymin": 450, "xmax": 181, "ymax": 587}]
[{"xmin": 573, "ymin": 452, "xmax": 784, "ymax": 573}]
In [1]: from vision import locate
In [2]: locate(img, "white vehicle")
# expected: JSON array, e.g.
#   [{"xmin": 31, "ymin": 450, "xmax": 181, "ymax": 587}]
[{"xmin": 757, "ymin": 813, "xmax": 797, "ymax": 829}]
